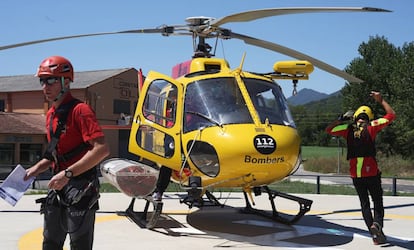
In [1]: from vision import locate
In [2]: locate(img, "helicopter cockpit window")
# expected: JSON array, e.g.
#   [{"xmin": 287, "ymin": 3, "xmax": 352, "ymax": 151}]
[
  {"xmin": 244, "ymin": 78, "xmax": 296, "ymax": 128},
  {"xmin": 143, "ymin": 80, "xmax": 177, "ymax": 128},
  {"xmin": 139, "ymin": 80, "xmax": 177, "ymax": 158},
  {"xmin": 183, "ymin": 77, "xmax": 252, "ymax": 132}
]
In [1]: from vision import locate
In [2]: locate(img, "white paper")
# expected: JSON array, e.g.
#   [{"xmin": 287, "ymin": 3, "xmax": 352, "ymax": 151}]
[{"xmin": 0, "ymin": 164, "xmax": 35, "ymax": 206}]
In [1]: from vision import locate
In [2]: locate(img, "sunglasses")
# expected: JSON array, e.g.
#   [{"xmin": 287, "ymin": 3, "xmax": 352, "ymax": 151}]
[
  {"xmin": 39, "ymin": 77, "xmax": 60, "ymax": 86},
  {"xmin": 356, "ymin": 114, "xmax": 369, "ymax": 121}
]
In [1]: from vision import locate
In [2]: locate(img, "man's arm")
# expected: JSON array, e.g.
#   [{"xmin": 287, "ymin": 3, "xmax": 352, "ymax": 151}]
[
  {"xmin": 370, "ymin": 91, "xmax": 395, "ymax": 115},
  {"xmin": 48, "ymin": 136, "xmax": 110, "ymax": 190},
  {"xmin": 325, "ymin": 119, "xmax": 342, "ymax": 133},
  {"xmin": 25, "ymin": 158, "xmax": 53, "ymax": 180},
  {"xmin": 65, "ymin": 136, "xmax": 110, "ymax": 177},
  {"xmin": 325, "ymin": 110, "xmax": 353, "ymax": 134}
]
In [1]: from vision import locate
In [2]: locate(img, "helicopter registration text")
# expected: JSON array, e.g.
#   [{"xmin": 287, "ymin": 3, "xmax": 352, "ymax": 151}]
[{"xmin": 244, "ymin": 155, "xmax": 285, "ymax": 164}]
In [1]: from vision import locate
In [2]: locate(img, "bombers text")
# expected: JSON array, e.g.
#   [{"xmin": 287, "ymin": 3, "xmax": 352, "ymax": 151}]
[{"xmin": 244, "ymin": 155, "xmax": 285, "ymax": 164}]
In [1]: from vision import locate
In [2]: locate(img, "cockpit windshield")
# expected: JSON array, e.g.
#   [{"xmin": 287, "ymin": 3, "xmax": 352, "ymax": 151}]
[
  {"xmin": 184, "ymin": 77, "xmax": 251, "ymax": 132},
  {"xmin": 183, "ymin": 77, "xmax": 295, "ymax": 132},
  {"xmin": 244, "ymin": 78, "xmax": 296, "ymax": 127}
]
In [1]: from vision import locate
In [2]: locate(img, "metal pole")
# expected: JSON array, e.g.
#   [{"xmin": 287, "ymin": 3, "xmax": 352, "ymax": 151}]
[
  {"xmin": 316, "ymin": 176, "xmax": 320, "ymax": 194},
  {"xmin": 337, "ymin": 137, "xmax": 340, "ymax": 174},
  {"xmin": 392, "ymin": 177, "xmax": 397, "ymax": 196}
]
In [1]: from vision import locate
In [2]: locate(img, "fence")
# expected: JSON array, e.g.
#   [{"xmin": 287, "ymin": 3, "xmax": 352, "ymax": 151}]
[{"xmin": 289, "ymin": 174, "xmax": 414, "ymax": 196}]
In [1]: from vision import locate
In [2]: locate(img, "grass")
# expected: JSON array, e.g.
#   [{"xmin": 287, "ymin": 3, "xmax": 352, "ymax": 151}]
[
  {"xmin": 302, "ymin": 146, "xmax": 342, "ymax": 158},
  {"xmin": 301, "ymin": 146, "xmax": 414, "ymax": 178},
  {"xmin": 269, "ymin": 179, "xmax": 357, "ymax": 195},
  {"xmin": 268, "ymin": 179, "xmax": 413, "ymax": 197}
]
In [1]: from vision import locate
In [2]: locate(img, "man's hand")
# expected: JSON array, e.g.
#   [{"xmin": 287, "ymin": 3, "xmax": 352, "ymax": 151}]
[
  {"xmin": 48, "ymin": 171, "xmax": 70, "ymax": 190},
  {"xmin": 370, "ymin": 91, "xmax": 383, "ymax": 103},
  {"xmin": 338, "ymin": 110, "xmax": 354, "ymax": 121},
  {"xmin": 24, "ymin": 158, "xmax": 51, "ymax": 181}
]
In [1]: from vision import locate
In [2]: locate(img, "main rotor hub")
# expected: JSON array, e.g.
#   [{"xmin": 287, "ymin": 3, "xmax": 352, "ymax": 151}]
[{"xmin": 185, "ymin": 16, "xmax": 215, "ymax": 26}]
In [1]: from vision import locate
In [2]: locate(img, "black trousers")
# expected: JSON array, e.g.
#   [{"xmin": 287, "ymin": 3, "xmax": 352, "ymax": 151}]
[
  {"xmin": 42, "ymin": 174, "xmax": 99, "ymax": 250},
  {"xmin": 42, "ymin": 201, "xmax": 97, "ymax": 250},
  {"xmin": 155, "ymin": 166, "xmax": 172, "ymax": 194},
  {"xmin": 352, "ymin": 173, "xmax": 384, "ymax": 230}
]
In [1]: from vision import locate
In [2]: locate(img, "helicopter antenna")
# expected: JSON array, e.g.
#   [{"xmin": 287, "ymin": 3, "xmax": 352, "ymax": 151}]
[{"xmin": 238, "ymin": 52, "xmax": 247, "ymax": 71}]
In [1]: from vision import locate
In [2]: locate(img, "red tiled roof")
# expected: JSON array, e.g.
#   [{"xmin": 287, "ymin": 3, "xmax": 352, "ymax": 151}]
[{"xmin": 0, "ymin": 112, "xmax": 45, "ymax": 134}]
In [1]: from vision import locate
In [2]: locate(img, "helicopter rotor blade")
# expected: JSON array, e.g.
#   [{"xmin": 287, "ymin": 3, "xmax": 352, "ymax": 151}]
[
  {"xmin": 0, "ymin": 6, "xmax": 389, "ymax": 82},
  {"xmin": 231, "ymin": 32, "xmax": 363, "ymax": 83},
  {"xmin": 210, "ymin": 7, "xmax": 391, "ymax": 27},
  {"xmin": 0, "ymin": 7, "xmax": 391, "ymax": 52},
  {"xmin": 0, "ymin": 27, "xmax": 175, "ymax": 51}
]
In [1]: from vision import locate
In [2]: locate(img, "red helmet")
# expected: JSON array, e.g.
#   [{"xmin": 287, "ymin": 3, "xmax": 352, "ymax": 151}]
[{"xmin": 36, "ymin": 56, "xmax": 74, "ymax": 81}]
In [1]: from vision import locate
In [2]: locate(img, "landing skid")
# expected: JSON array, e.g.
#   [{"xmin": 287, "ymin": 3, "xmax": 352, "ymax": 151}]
[
  {"xmin": 180, "ymin": 190, "xmax": 223, "ymax": 208},
  {"xmin": 241, "ymin": 186, "xmax": 313, "ymax": 225},
  {"xmin": 117, "ymin": 197, "xmax": 163, "ymax": 229}
]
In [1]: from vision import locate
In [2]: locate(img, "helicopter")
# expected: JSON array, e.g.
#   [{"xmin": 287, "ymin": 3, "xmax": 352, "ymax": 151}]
[{"xmin": 1, "ymin": 7, "xmax": 390, "ymax": 229}]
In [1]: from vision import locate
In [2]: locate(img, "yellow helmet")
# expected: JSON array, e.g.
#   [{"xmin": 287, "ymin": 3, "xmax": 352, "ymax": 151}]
[{"xmin": 353, "ymin": 105, "xmax": 374, "ymax": 121}]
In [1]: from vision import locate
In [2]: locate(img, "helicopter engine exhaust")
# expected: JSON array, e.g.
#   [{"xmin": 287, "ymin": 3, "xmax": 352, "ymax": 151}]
[{"xmin": 100, "ymin": 158, "xmax": 159, "ymax": 197}]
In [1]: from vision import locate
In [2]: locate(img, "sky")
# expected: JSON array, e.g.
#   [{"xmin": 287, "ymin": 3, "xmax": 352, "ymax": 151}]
[{"xmin": 0, "ymin": 0, "xmax": 412, "ymax": 98}]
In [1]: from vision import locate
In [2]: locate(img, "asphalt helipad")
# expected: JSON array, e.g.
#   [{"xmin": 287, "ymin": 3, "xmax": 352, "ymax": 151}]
[{"xmin": 1, "ymin": 192, "xmax": 414, "ymax": 250}]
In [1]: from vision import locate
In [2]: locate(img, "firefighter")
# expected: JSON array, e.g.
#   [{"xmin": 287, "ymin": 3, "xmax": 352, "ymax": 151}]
[
  {"xmin": 325, "ymin": 91, "xmax": 396, "ymax": 245},
  {"xmin": 25, "ymin": 56, "xmax": 110, "ymax": 250}
]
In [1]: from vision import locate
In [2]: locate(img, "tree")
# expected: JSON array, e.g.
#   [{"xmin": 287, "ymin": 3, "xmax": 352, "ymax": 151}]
[
  {"xmin": 291, "ymin": 36, "xmax": 414, "ymax": 159},
  {"xmin": 389, "ymin": 42, "xmax": 414, "ymax": 157},
  {"xmin": 344, "ymin": 36, "xmax": 414, "ymax": 158}
]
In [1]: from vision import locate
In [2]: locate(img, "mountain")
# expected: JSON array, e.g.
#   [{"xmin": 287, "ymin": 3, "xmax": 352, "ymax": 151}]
[
  {"xmin": 302, "ymin": 90, "xmax": 343, "ymax": 115},
  {"xmin": 287, "ymin": 88, "xmax": 329, "ymax": 106},
  {"xmin": 289, "ymin": 90, "xmax": 344, "ymax": 123}
]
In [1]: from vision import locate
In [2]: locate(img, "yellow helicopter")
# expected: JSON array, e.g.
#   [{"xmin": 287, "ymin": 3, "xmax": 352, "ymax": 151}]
[{"xmin": 1, "ymin": 7, "xmax": 390, "ymax": 228}]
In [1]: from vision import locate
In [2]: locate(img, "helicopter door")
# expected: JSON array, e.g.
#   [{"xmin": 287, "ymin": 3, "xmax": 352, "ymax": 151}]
[{"xmin": 129, "ymin": 71, "xmax": 183, "ymax": 171}]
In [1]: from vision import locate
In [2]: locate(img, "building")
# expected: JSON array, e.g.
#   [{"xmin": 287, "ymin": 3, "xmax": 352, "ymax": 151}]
[{"xmin": 0, "ymin": 68, "xmax": 139, "ymax": 178}]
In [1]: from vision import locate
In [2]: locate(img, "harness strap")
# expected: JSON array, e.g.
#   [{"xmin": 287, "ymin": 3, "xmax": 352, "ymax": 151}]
[
  {"xmin": 56, "ymin": 142, "xmax": 90, "ymax": 163},
  {"xmin": 43, "ymin": 98, "xmax": 82, "ymax": 168}
]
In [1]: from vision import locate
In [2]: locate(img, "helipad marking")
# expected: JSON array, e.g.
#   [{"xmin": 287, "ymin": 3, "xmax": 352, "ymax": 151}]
[
  {"xmin": 17, "ymin": 211, "xmax": 192, "ymax": 250},
  {"xmin": 18, "ymin": 210, "xmax": 414, "ymax": 250},
  {"xmin": 18, "ymin": 214, "xmax": 125, "ymax": 250},
  {"xmin": 18, "ymin": 227, "xmax": 44, "ymax": 250},
  {"xmin": 169, "ymin": 227, "xmax": 206, "ymax": 235}
]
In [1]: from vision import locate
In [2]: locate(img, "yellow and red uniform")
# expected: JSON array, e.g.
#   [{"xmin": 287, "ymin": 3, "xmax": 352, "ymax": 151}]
[{"xmin": 326, "ymin": 113, "xmax": 395, "ymax": 178}]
